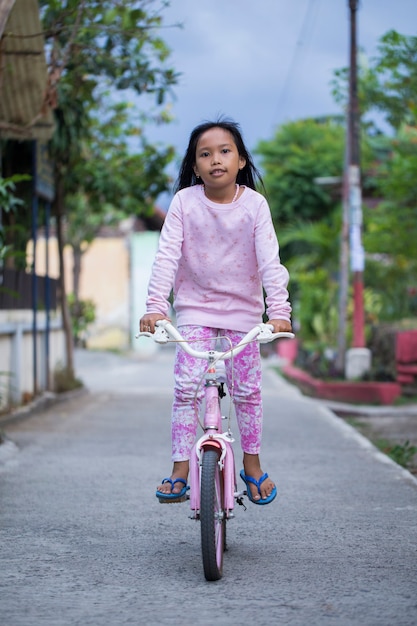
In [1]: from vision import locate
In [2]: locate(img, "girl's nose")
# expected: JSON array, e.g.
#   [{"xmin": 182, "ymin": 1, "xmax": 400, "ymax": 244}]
[{"xmin": 211, "ymin": 152, "xmax": 221, "ymax": 164}]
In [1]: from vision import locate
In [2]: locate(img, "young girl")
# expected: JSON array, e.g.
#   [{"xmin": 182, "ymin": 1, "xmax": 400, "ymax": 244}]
[{"xmin": 140, "ymin": 118, "xmax": 292, "ymax": 505}]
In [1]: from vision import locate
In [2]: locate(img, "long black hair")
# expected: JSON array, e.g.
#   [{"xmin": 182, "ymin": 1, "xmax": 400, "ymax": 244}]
[{"xmin": 174, "ymin": 117, "xmax": 264, "ymax": 193}]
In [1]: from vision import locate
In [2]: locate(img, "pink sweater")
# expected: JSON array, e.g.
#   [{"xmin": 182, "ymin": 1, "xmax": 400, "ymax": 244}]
[{"xmin": 146, "ymin": 185, "xmax": 291, "ymax": 332}]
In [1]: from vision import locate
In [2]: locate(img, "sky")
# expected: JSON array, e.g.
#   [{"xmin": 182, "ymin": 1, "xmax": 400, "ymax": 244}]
[{"xmin": 142, "ymin": 0, "xmax": 417, "ymax": 197}]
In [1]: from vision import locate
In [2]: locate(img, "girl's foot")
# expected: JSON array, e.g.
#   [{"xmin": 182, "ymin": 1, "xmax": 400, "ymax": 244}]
[
  {"xmin": 243, "ymin": 453, "xmax": 275, "ymax": 501},
  {"xmin": 157, "ymin": 460, "xmax": 189, "ymax": 495}
]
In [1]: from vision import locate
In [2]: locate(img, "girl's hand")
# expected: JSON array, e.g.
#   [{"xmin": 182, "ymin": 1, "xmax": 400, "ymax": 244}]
[
  {"xmin": 139, "ymin": 313, "xmax": 170, "ymax": 334},
  {"xmin": 267, "ymin": 319, "xmax": 293, "ymax": 334}
]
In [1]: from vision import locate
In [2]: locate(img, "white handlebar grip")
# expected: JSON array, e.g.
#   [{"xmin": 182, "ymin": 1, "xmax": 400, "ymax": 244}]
[{"xmin": 153, "ymin": 325, "xmax": 170, "ymax": 344}]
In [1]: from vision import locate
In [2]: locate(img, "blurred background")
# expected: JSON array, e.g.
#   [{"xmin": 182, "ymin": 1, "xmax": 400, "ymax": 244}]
[{"xmin": 1, "ymin": 0, "xmax": 416, "ymax": 410}]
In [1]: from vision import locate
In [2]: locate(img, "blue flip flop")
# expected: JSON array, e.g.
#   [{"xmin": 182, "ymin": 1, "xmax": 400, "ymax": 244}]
[
  {"xmin": 240, "ymin": 470, "xmax": 277, "ymax": 505},
  {"xmin": 156, "ymin": 477, "xmax": 189, "ymax": 501}
]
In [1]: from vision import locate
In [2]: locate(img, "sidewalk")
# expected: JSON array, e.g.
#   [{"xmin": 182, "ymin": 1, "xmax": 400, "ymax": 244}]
[
  {"xmin": 264, "ymin": 354, "xmax": 417, "ymax": 475},
  {"xmin": 263, "ymin": 357, "xmax": 417, "ymax": 485},
  {"xmin": 1, "ymin": 348, "xmax": 417, "ymax": 625},
  {"xmin": 2, "ymin": 349, "xmax": 417, "ymax": 477}
]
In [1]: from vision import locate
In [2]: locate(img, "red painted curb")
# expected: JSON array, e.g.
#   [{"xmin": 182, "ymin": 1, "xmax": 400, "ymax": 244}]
[{"xmin": 282, "ymin": 364, "xmax": 402, "ymax": 406}]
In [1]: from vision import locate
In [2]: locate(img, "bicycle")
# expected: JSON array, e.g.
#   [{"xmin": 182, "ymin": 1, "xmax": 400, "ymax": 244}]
[{"xmin": 137, "ymin": 319, "xmax": 294, "ymax": 581}]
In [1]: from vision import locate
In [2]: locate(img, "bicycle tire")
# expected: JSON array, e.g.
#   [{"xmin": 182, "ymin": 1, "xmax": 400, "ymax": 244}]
[{"xmin": 200, "ymin": 448, "xmax": 225, "ymax": 581}]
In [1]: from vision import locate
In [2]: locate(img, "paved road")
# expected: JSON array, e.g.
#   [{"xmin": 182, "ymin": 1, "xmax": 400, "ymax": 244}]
[{"xmin": 1, "ymin": 347, "xmax": 417, "ymax": 626}]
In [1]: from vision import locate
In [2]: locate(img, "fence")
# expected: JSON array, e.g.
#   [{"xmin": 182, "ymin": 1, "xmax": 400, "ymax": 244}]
[
  {"xmin": 0, "ymin": 269, "xmax": 64, "ymax": 409},
  {"xmin": 0, "ymin": 312, "xmax": 65, "ymax": 409},
  {"xmin": 0, "ymin": 268, "xmax": 58, "ymax": 310}
]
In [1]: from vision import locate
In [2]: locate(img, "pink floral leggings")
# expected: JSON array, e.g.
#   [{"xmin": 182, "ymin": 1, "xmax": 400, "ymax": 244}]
[{"xmin": 171, "ymin": 325, "xmax": 263, "ymax": 461}]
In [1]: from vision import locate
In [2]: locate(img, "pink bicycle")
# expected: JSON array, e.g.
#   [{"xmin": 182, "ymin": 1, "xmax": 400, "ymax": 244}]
[{"xmin": 138, "ymin": 320, "xmax": 294, "ymax": 581}]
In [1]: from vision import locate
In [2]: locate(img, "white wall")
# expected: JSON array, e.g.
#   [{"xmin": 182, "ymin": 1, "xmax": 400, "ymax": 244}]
[
  {"xmin": 130, "ymin": 231, "xmax": 161, "ymax": 356},
  {"xmin": 0, "ymin": 310, "xmax": 65, "ymax": 409}
]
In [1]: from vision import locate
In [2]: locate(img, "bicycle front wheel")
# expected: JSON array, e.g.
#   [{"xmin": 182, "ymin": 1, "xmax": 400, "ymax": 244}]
[{"xmin": 200, "ymin": 448, "xmax": 226, "ymax": 581}]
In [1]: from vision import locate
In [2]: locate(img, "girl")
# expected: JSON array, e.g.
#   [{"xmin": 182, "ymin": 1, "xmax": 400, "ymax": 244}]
[{"xmin": 140, "ymin": 118, "xmax": 292, "ymax": 504}]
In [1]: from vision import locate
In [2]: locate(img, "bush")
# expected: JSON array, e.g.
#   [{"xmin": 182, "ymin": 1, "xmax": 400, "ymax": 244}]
[
  {"xmin": 67, "ymin": 294, "xmax": 96, "ymax": 347},
  {"xmin": 54, "ymin": 365, "xmax": 83, "ymax": 393}
]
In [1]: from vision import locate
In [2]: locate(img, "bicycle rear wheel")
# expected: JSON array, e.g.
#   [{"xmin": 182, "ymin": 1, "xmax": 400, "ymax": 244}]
[{"xmin": 200, "ymin": 448, "xmax": 226, "ymax": 581}]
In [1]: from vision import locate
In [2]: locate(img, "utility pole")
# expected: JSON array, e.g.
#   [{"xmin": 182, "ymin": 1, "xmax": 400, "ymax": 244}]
[
  {"xmin": 335, "ymin": 127, "xmax": 350, "ymax": 373},
  {"xmin": 348, "ymin": 0, "xmax": 365, "ymax": 347},
  {"xmin": 344, "ymin": 0, "xmax": 371, "ymax": 379}
]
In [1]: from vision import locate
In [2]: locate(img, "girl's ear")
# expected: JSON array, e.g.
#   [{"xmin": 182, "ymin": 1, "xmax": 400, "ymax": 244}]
[
  {"xmin": 193, "ymin": 166, "xmax": 199, "ymax": 178},
  {"xmin": 238, "ymin": 156, "xmax": 246, "ymax": 170}
]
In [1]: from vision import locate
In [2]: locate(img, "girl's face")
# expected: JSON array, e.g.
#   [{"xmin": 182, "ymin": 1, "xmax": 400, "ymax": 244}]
[{"xmin": 193, "ymin": 127, "xmax": 246, "ymax": 192}]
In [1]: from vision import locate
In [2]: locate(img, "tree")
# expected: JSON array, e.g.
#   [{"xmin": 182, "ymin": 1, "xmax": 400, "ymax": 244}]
[
  {"xmin": 65, "ymin": 101, "xmax": 174, "ymax": 304},
  {"xmin": 278, "ymin": 214, "xmax": 341, "ymax": 350},
  {"xmin": 368, "ymin": 30, "xmax": 417, "ymax": 129},
  {"xmin": 256, "ymin": 115, "xmax": 379, "ymax": 229},
  {"xmin": 333, "ymin": 31, "xmax": 417, "ymax": 322},
  {"xmin": 0, "ymin": 174, "xmax": 30, "ymax": 267},
  {"xmin": 332, "ymin": 30, "xmax": 417, "ymax": 133},
  {"xmin": 256, "ymin": 117, "xmax": 346, "ymax": 226},
  {"xmin": 38, "ymin": 0, "xmax": 179, "ymax": 376},
  {"xmin": 364, "ymin": 125, "xmax": 417, "ymax": 321}
]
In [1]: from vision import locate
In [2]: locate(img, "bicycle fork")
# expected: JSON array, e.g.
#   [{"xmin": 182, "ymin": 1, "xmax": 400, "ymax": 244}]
[{"xmin": 189, "ymin": 384, "xmax": 245, "ymax": 519}]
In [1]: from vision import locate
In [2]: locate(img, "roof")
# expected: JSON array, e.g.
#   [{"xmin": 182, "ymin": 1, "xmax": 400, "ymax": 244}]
[{"xmin": 0, "ymin": 0, "xmax": 55, "ymax": 140}]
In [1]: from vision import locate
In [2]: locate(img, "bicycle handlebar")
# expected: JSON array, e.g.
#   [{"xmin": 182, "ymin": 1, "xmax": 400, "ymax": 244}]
[{"xmin": 136, "ymin": 320, "xmax": 294, "ymax": 361}]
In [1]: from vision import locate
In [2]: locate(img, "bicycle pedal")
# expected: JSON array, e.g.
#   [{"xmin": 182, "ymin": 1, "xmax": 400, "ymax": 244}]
[{"xmin": 236, "ymin": 496, "xmax": 247, "ymax": 511}]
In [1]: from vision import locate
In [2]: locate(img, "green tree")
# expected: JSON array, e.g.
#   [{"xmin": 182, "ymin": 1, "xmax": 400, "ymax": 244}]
[
  {"xmin": 65, "ymin": 101, "xmax": 174, "ymax": 303},
  {"xmin": 37, "ymin": 0, "xmax": 178, "ymax": 375},
  {"xmin": 256, "ymin": 115, "xmax": 379, "ymax": 229},
  {"xmin": 256, "ymin": 117, "xmax": 346, "ymax": 226},
  {"xmin": 368, "ymin": 30, "xmax": 417, "ymax": 129},
  {"xmin": 364, "ymin": 125, "xmax": 417, "ymax": 320},
  {"xmin": 333, "ymin": 31, "xmax": 417, "ymax": 322},
  {"xmin": 0, "ymin": 174, "xmax": 30, "ymax": 266},
  {"xmin": 279, "ymin": 214, "xmax": 341, "ymax": 350},
  {"xmin": 333, "ymin": 31, "xmax": 417, "ymax": 132}
]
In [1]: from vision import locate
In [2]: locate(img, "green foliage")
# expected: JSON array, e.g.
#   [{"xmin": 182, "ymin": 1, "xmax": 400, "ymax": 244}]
[
  {"xmin": 273, "ymin": 31, "xmax": 417, "ymax": 360},
  {"xmin": 68, "ymin": 102, "xmax": 175, "ymax": 220},
  {"xmin": 2, "ymin": 2, "xmax": 178, "ymax": 275},
  {"xmin": 256, "ymin": 117, "xmax": 346, "ymax": 225},
  {"xmin": 0, "ymin": 174, "xmax": 30, "ymax": 212},
  {"xmin": 364, "ymin": 126, "xmax": 417, "ymax": 321},
  {"xmin": 277, "ymin": 206, "xmax": 384, "ymax": 353},
  {"xmin": 67, "ymin": 294, "xmax": 96, "ymax": 346},
  {"xmin": 278, "ymin": 214, "xmax": 341, "ymax": 349},
  {"xmin": 40, "ymin": 0, "xmax": 178, "ymax": 102},
  {"xmin": 375, "ymin": 439, "xmax": 417, "ymax": 469},
  {"xmin": 256, "ymin": 116, "xmax": 377, "ymax": 229},
  {"xmin": 0, "ymin": 174, "xmax": 31, "ymax": 264},
  {"xmin": 365, "ymin": 31, "xmax": 417, "ymax": 130},
  {"xmin": 39, "ymin": 0, "xmax": 178, "ymax": 219},
  {"xmin": 53, "ymin": 364, "xmax": 83, "ymax": 393},
  {"xmin": 0, "ymin": 371, "xmax": 12, "ymax": 410},
  {"xmin": 332, "ymin": 31, "xmax": 417, "ymax": 132}
]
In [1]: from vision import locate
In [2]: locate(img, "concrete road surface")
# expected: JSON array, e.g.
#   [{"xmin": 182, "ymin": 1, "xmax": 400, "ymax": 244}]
[{"xmin": 1, "ymin": 347, "xmax": 417, "ymax": 626}]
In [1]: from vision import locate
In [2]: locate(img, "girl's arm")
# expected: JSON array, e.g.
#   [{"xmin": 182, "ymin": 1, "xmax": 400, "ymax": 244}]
[
  {"xmin": 145, "ymin": 195, "xmax": 184, "ymax": 318},
  {"xmin": 254, "ymin": 197, "xmax": 292, "ymax": 324}
]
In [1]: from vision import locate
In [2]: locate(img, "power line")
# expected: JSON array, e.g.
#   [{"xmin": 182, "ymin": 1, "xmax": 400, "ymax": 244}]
[{"xmin": 273, "ymin": 0, "xmax": 322, "ymax": 126}]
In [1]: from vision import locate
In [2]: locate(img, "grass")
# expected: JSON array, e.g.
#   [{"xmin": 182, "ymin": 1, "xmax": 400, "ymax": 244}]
[
  {"xmin": 374, "ymin": 439, "xmax": 417, "ymax": 469},
  {"xmin": 345, "ymin": 417, "xmax": 417, "ymax": 472},
  {"xmin": 393, "ymin": 394, "xmax": 417, "ymax": 406}
]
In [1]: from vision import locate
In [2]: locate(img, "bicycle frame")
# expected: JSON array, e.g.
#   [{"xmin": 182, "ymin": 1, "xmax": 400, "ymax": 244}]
[
  {"xmin": 137, "ymin": 319, "xmax": 294, "ymax": 580},
  {"xmin": 189, "ymin": 380, "xmax": 238, "ymax": 517}
]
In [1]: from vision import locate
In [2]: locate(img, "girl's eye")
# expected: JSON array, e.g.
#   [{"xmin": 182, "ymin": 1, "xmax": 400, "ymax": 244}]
[
  {"xmin": 221, "ymin": 148, "xmax": 231, "ymax": 154},
  {"xmin": 199, "ymin": 151, "xmax": 210, "ymax": 158}
]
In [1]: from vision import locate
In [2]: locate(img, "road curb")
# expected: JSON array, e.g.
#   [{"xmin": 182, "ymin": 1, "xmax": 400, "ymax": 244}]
[
  {"xmin": 310, "ymin": 397, "xmax": 417, "ymax": 418},
  {"xmin": 0, "ymin": 386, "xmax": 89, "ymax": 428}
]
